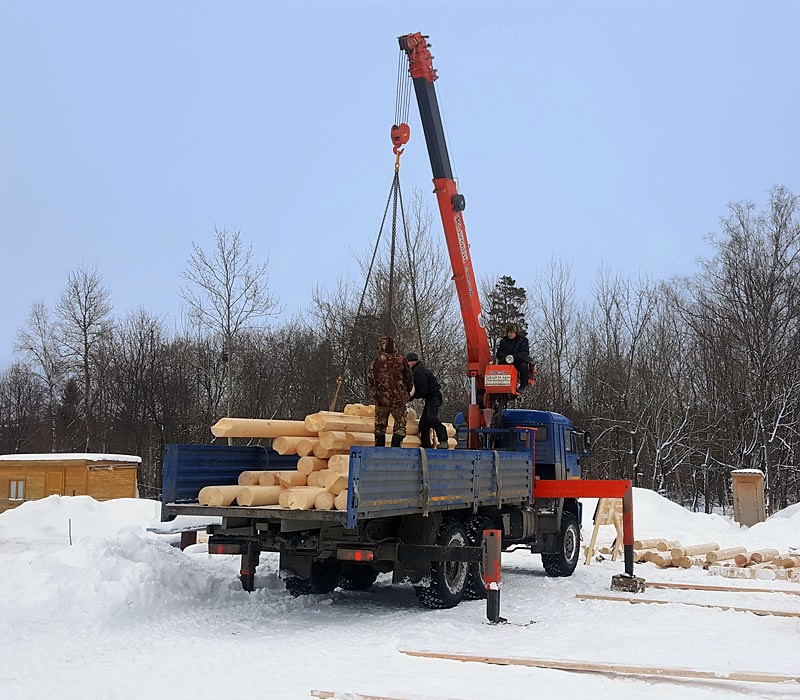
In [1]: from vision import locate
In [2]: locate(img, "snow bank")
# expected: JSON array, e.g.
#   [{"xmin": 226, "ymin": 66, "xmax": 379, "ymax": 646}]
[
  {"xmin": 0, "ymin": 496, "xmax": 234, "ymax": 626},
  {"xmin": 582, "ymin": 487, "xmax": 799, "ymax": 552}
]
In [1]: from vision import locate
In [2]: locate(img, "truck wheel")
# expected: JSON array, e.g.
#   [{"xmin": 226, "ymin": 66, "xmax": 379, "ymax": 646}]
[
  {"xmin": 541, "ymin": 513, "xmax": 580, "ymax": 577},
  {"xmin": 463, "ymin": 516, "xmax": 492, "ymax": 600},
  {"xmin": 414, "ymin": 520, "xmax": 469, "ymax": 609},
  {"xmin": 284, "ymin": 561, "xmax": 340, "ymax": 596},
  {"xmin": 338, "ymin": 565, "xmax": 379, "ymax": 591}
]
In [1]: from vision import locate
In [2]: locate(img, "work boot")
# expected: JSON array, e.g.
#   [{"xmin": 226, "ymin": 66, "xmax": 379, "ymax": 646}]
[
  {"xmin": 390, "ymin": 433, "xmax": 404, "ymax": 448},
  {"xmin": 374, "ymin": 433, "xmax": 386, "ymax": 447}
]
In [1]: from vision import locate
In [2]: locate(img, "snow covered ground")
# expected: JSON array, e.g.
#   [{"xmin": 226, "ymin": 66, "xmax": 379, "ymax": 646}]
[{"xmin": 1, "ymin": 490, "xmax": 798, "ymax": 700}]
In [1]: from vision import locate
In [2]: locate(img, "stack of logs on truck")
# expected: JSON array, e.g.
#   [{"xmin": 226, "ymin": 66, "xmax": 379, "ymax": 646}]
[{"xmin": 198, "ymin": 404, "xmax": 456, "ymax": 512}]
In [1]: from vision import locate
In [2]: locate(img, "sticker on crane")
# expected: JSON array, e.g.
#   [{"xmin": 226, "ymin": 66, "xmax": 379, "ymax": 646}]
[{"xmin": 485, "ymin": 373, "xmax": 513, "ymax": 387}]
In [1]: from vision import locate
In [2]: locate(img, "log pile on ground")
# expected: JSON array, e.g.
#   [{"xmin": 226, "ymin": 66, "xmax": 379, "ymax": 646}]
[
  {"xmin": 197, "ymin": 404, "xmax": 456, "ymax": 511},
  {"xmin": 620, "ymin": 537, "xmax": 800, "ymax": 582}
]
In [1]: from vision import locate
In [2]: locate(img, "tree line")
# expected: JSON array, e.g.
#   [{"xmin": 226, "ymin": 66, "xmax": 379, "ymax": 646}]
[{"xmin": 2, "ymin": 187, "xmax": 797, "ymax": 512}]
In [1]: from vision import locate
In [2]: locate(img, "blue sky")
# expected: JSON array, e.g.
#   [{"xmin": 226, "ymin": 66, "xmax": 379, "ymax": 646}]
[{"xmin": 1, "ymin": 1, "xmax": 798, "ymax": 366}]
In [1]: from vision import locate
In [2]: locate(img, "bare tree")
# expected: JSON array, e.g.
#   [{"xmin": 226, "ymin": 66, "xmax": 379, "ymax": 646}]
[
  {"xmin": 181, "ymin": 227, "xmax": 279, "ymax": 430},
  {"xmin": 56, "ymin": 265, "xmax": 113, "ymax": 451},
  {"xmin": 682, "ymin": 186, "xmax": 800, "ymax": 511},
  {"xmin": 528, "ymin": 258, "xmax": 578, "ymax": 414},
  {"xmin": 15, "ymin": 301, "xmax": 67, "ymax": 451}
]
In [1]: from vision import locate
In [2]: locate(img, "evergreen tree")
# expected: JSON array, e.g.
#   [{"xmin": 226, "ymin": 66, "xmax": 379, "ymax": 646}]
[{"xmin": 486, "ymin": 275, "xmax": 528, "ymax": 350}]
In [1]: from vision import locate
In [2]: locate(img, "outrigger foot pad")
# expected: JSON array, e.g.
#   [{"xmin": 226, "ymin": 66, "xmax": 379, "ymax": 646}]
[{"xmin": 611, "ymin": 573, "xmax": 646, "ymax": 593}]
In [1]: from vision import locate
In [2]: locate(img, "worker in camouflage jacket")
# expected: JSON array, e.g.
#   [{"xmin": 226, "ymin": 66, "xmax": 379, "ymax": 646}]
[{"xmin": 367, "ymin": 335, "xmax": 414, "ymax": 447}]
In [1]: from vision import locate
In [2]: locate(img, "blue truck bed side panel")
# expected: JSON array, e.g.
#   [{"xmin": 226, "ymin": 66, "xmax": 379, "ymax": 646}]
[
  {"xmin": 162, "ymin": 444, "xmax": 298, "ymax": 505},
  {"xmin": 346, "ymin": 446, "xmax": 532, "ymax": 528}
]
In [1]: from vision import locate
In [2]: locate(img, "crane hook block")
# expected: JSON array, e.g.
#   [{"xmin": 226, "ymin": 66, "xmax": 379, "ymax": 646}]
[{"xmin": 391, "ymin": 123, "xmax": 410, "ymax": 153}]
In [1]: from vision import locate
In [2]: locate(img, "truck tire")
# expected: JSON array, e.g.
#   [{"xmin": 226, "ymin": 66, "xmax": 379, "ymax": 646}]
[
  {"xmin": 463, "ymin": 516, "xmax": 492, "ymax": 600},
  {"xmin": 541, "ymin": 513, "xmax": 580, "ymax": 577},
  {"xmin": 414, "ymin": 520, "xmax": 469, "ymax": 609},
  {"xmin": 284, "ymin": 560, "xmax": 340, "ymax": 596},
  {"xmin": 338, "ymin": 565, "xmax": 379, "ymax": 591}
]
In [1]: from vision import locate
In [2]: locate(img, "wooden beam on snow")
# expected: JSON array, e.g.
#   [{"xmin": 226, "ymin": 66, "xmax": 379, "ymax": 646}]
[
  {"xmin": 645, "ymin": 581, "xmax": 800, "ymax": 596},
  {"xmin": 397, "ymin": 649, "xmax": 799, "ymax": 684},
  {"xmin": 575, "ymin": 593, "xmax": 800, "ymax": 618}
]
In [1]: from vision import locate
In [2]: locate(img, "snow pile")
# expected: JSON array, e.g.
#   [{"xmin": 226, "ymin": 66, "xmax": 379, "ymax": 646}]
[
  {"xmin": 582, "ymin": 487, "xmax": 800, "ymax": 553},
  {"xmin": 0, "ymin": 496, "xmax": 236, "ymax": 626}
]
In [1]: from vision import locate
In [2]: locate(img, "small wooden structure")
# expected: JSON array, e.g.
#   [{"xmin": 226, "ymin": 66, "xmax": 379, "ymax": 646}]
[
  {"xmin": 731, "ymin": 469, "xmax": 766, "ymax": 526},
  {"xmin": 584, "ymin": 497, "xmax": 624, "ymax": 564},
  {"xmin": 0, "ymin": 453, "xmax": 140, "ymax": 513}
]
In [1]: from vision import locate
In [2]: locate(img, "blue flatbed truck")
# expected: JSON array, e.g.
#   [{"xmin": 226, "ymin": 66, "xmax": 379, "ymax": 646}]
[
  {"xmin": 160, "ymin": 32, "xmax": 645, "ymax": 609},
  {"xmin": 161, "ymin": 410, "xmax": 607, "ymax": 609}
]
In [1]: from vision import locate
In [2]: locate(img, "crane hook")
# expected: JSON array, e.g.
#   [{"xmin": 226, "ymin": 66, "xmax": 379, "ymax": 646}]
[{"xmin": 391, "ymin": 123, "xmax": 410, "ymax": 151}]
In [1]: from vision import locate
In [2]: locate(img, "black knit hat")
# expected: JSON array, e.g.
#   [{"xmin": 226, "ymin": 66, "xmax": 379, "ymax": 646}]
[{"xmin": 406, "ymin": 352, "xmax": 419, "ymax": 362}]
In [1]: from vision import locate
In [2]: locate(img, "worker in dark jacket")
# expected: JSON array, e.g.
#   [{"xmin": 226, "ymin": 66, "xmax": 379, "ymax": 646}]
[
  {"xmin": 496, "ymin": 323, "xmax": 531, "ymax": 390},
  {"xmin": 406, "ymin": 353, "xmax": 449, "ymax": 449},
  {"xmin": 367, "ymin": 336, "xmax": 414, "ymax": 447}
]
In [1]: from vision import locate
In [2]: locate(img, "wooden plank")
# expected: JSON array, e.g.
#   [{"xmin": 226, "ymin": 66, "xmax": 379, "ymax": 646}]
[
  {"xmin": 646, "ymin": 581, "xmax": 800, "ymax": 596},
  {"xmin": 311, "ymin": 690, "xmax": 464, "ymax": 700},
  {"xmin": 575, "ymin": 593, "xmax": 800, "ymax": 618},
  {"xmin": 398, "ymin": 649, "xmax": 800, "ymax": 684}
]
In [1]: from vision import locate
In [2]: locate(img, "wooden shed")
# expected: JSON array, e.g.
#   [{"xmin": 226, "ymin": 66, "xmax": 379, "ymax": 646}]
[{"xmin": 0, "ymin": 453, "xmax": 140, "ymax": 513}]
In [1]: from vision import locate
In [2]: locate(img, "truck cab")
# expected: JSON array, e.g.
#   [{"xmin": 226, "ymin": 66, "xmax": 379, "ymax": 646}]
[{"xmin": 455, "ymin": 408, "xmax": 590, "ymax": 482}]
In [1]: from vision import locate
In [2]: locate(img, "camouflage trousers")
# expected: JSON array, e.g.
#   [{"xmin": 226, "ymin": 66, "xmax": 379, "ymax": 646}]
[{"xmin": 374, "ymin": 405, "xmax": 408, "ymax": 439}]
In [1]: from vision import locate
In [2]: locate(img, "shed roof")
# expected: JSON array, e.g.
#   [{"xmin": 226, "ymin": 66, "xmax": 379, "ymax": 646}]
[{"xmin": 0, "ymin": 453, "xmax": 141, "ymax": 463}]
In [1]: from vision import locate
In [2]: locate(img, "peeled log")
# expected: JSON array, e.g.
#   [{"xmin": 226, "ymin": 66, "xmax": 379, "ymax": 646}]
[
  {"xmin": 238, "ymin": 470, "xmax": 272, "ymax": 486},
  {"xmin": 211, "ymin": 417, "xmax": 315, "ymax": 439},
  {"xmin": 279, "ymin": 486, "xmax": 319, "ymax": 508},
  {"xmin": 308, "ymin": 469, "xmax": 332, "ymax": 487},
  {"xmin": 780, "ymin": 556, "xmax": 800, "ymax": 568},
  {"xmin": 272, "ymin": 436, "xmax": 308, "ymax": 455},
  {"xmin": 305, "ymin": 412, "xmax": 376, "ymax": 433},
  {"xmin": 734, "ymin": 553, "xmax": 753, "ymax": 567},
  {"xmin": 343, "ymin": 403, "xmax": 374, "ymax": 417},
  {"xmin": 286, "ymin": 486, "xmax": 327, "ymax": 510},
  {"xmin": 198, "ymin": 485, "xmax": 239, "ymax": 506},
  {"xmin": 314, "ymin": 491, "xmax": 335, "ymax": 511},
  {"xmin": 297, "ymin": 456, "xmax": 328, "ymax": 476},
  {"xmin": 325, "ymin": 472, "xmax": 348, "ymax": 495},
  {"xmin": 671, "ymin": 543, "xmax": 719, "ymax": 559},
  {"xmin": 236, "ymin": 485, "xmax": 283, "ymax": 506},
  {"xmin": 297, "ymin": 438, "xmax": 320, "ymax": 457},
  {"xmin": 634, "ymin": 549, "xmax": 656, "ymax": 563},
  {"xmin": 656, "ymin": 540, "xmax": 679, "ymax": 552},
  {"xmin": 313, "ymin": 443, "xmax": 349, "ymax": 460},
  {"xmin": 706, "ymin": 547, "xmax": 747, "ymax": 563},
  {"xmin": 328, "ymin": 455, "xmax": 350, "ymax": 474},
  {"xmin": 751, "ymin": 549, "xmax": 779, "ymax": 564},
  {"xmin": 318, "ymin": 431, "xmax": 356, "ymax": 451},
  {"xmin": 634, "ymin": 538, "xmax": 669, "ymax": 550},
  {"xmin": 305, "ymin": 411, "xmax": 420, "ymax": 436},
  {"xmin": 346, "ymin": 432, "xmax": 380, "ymax": 447},
  {"xmin": 334, "ymin": 489, "xmax": 348, "ymax": 510},
  {"xmin": 275, "ymin": 471, "xmax": 308, "ymax": 488},
  {"xmin": 343, "ymin": 404, "xmax": 418, "ymax": 421},
  {"xmin": 651, "ymin": 553, "xmax": 673, "ymax": 567},
  {"xmin": 676, "ymin": 556, "xmax": 706, "ymax": 569}
]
